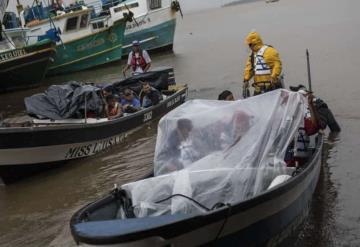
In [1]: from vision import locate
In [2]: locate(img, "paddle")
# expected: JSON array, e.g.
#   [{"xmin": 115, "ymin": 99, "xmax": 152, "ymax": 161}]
[{"xmin": 306, "ymin": 49, "xmax": 312, "ymax": 92}]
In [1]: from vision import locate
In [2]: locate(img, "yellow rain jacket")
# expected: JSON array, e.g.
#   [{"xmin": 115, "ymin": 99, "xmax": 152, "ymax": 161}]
[{"xmin": 243, "ymin": 32, "xmax": 282, "ymax": 91}]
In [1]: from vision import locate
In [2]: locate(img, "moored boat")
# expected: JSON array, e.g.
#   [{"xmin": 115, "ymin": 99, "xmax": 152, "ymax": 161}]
[
  {"xmin": 19, "ymin": 1, "xmax": 130, "ymax": 75},
  {"xmin": 0, "ymin": 11, "xmax": 56, "ymax": 92},
  {"xmin": 0, "ymin": 67, "xmax": 187, "ymax": 184},
  {"xmin": 0, "ymin": 35, "xmax": 56, "ymax": 92},
  {"xmin": 70, "ymin": 89, "xmax": 323, "ymax": 246},
  {"xmin": 92, "ymin": 0, "xmax": 181, "ymax": 55}
]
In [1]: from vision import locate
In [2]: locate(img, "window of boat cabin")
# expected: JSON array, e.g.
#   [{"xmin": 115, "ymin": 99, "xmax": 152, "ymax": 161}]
[
  {"xmin": 66, "ymin": 16, "xmax": 79, "ymax": 31},
  {"xmin": 80, "ymin": 14, "xmax": 89, "ymax": 28},
  {"xmin": 149, "ymin": 0, "xmax": 161, "ymax": 9},
  {"xmin": 92, "ymin": 21, "xmax": 105, "ymax": 30},
  {"xmin": 113, "ymin": 2, "xmax": 139, "ymax": 13}
]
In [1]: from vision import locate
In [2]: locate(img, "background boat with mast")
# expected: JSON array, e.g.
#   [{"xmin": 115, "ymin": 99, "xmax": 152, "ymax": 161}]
[{"xmin": 17, "ymin": 0, "xmax": 131, "ymax": 75}]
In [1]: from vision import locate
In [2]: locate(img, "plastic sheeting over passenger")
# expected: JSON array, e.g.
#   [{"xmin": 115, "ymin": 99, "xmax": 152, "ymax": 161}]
[{"xmin": 122, "ymin": 90, "xmax": 307, "ymax": 217}]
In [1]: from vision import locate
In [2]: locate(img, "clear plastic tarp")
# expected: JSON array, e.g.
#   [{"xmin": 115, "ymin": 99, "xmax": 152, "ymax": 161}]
[{"xmin": 121, "ymin": 89, "xmax": 307, "ymax": 217}]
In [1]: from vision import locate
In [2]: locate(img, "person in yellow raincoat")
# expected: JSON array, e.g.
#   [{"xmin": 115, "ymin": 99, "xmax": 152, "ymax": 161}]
[{"xmin": 243, "ymin": 32, "xmax": 282, "ymax": 96}]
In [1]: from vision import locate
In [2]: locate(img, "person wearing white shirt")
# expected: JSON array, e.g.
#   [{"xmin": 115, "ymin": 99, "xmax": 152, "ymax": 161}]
[{"xmin": 122, "ymin": 40, "xmax": 151, "ymax": 76}]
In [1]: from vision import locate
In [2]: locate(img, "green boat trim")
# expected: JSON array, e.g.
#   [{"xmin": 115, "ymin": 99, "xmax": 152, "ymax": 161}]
[
  {"xmin": 50, "ymin": 43, "xmax": 122, "ymax": 70},
  {"xmin": 47, "ymin": 19, "xmax": 126, "ymax": 75}
]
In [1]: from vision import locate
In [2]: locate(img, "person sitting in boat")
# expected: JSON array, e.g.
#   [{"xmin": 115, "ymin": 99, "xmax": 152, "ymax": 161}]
[
  {"xmin": 243, "ymin": 31, "xmax": 282, "ymax": 96},
  {"xmin": 121, "ymin": 88, "xmax": 141, "ymax": 113},
  {"xmin": 122, "ymin": 40, "xmax": 152, "ymax": 76},
  {"xmin": 139, "ymin": 81, "xmax": 163, "ymax": 108},
  {"xmin": 156, "ymin": 118, "xmax": 203, "ymax": 174},
  {"xmin": 106, "ymin": 95, "xmax": 123, "ymax": 119},
  {"xmin": 285, "ymin": 89, "xmax": 322, "ymax": 167},
  {"xmin": 218, "ymin": 90, "xmax": 235, "ymax": 101}
]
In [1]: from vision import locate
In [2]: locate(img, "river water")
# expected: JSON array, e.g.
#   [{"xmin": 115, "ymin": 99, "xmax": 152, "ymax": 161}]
[{"xmin": 1, "ymin": 0, "xmax": 359, "ymax": 246}]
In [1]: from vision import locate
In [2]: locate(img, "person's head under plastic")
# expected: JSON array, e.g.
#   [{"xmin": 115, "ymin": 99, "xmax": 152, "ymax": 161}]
[
  {"xmin": 176, "ymin": 118, "xmax": 193, "ymax": 141},
  {"xmin": 218, "ymin": 90, "xmax": 235, "ymax": 101}
]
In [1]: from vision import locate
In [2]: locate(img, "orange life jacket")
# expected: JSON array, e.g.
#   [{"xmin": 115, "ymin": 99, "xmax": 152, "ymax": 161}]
[{"xmin": 131, "ymin": 51, "xmax": 147, "ymax": 71}]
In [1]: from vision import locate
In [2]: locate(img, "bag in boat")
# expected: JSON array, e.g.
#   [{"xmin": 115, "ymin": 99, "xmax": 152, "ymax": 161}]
[
  {"xmin": 24, "ymin": 81, "xmax": 103, "ymax": 120},
  {"xmin": 121, "ymin": 89, "xmax": 307, "ymax": 218}
]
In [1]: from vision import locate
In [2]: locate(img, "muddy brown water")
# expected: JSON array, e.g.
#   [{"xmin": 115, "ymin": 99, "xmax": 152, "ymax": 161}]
[{"xmin": 1, "ymin": 0, "xmax": 360, "ymax": 246}]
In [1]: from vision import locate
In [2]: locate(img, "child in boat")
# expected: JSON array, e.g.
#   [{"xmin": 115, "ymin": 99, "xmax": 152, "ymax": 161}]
[{"xmin": 106, "ymin": 95, "xmax": 123, "ymax": 119}]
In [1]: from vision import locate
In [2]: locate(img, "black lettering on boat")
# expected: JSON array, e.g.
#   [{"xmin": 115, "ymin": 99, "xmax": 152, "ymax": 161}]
[
  {"xmin": 65, "ymin": 147, "xmax": 79, "ymax": 159},
  {"xmin": 0, "ymin": 49, "xmax": 26, "ymax": 62},
  {"xmin": 65, "ymin": 134, "xmax": 127, "ymax": 159}
]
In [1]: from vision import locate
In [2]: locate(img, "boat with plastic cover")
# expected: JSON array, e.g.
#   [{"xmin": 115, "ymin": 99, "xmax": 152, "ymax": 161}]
[
  {"xmin": 0, "ymin": 67, "xmax": 187, "ymax": 184},
  {"xmin": 70, "ymin": 89, "xmax": 323, "ymax": 246}
]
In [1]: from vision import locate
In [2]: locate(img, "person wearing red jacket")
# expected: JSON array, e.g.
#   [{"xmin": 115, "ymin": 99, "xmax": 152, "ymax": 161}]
[{"xmin": 122, "ymin": 40, "xmax": 151, "ymax": 76}]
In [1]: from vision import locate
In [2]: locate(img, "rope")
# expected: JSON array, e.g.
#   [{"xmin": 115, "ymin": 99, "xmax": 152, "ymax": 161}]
[
  {"xmin": 155, "ymin": 194, "xmax": 212, "ymax": 212},
  {"xmin": 213, "ymin": 203, "xmax": 232, "ymax": 244}
]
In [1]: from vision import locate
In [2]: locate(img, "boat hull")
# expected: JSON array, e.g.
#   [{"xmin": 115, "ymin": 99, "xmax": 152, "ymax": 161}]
[
  {"xmin": 71, "ymin": 136, "xmax": 323, "ymax": 247},
  {"xmin": 0, "ymin": 39, "xmax": 56, "ymax": 92},
  {"xmin": 122, "ymin": 8, "xmax": 177, "ymax": 56},
  {"xmin": 47, "ymin": 20, "xmax": 126, "ymax": 75},
  {"xmin": 0, "ymin": 88, "xmax": 187, "ymax": 184}
]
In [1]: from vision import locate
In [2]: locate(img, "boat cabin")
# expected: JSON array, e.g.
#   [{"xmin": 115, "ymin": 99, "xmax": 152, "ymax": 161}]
[
  {"xmin": 109, "ymin": 0, "xmax": 170, "ymax": 25},
  {"xmin": 19, "ymin": 4, "xmax": 109, "ymax": 45},
  {"xmin": 0, "ymin": 12, "xmax": 29, "ymax": 52}
]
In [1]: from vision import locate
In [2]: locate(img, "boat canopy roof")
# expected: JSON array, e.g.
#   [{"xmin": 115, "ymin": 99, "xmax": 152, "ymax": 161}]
[{"xmin": 122, "ymin": 90, "xmax": 307, "ymax": 217}]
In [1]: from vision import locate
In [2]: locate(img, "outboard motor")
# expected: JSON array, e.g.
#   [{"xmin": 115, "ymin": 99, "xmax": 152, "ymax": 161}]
[{"xmin": 38, "ymin": 27, "xmax": 61, "ymax": 43}]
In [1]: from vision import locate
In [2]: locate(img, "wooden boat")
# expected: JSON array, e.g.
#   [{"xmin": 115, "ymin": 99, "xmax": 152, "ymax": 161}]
[
  {"xmin": 103, "ymin": 0, "xmax": 181, "ymax": 55},
  {"xmin": 19, "ymin": 1, "xmax": 129, "ymax": 75},
  {"xmin": 70, "ymin": 91, "xmax": 323, "ymax": 246},
  {"xmin": 0, "ymin": 36, "xmax": 56, "ymax": 92},
  {"xmin": 0, "ymin": 68, "xmax": 187, "ymax": 184},
  {"xmin": 0, "ymin": 10, "xmax": 56, "ymax": 92}
]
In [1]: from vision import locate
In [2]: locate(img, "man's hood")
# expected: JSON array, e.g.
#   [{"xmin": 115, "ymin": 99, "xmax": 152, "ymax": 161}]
[{"xmin": 245, "ymin": 31, "xmax": 264, "ymax": 52}]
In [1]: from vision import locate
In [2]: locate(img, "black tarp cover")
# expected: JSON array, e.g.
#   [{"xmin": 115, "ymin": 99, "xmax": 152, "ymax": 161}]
[{"xmin": 25, "ymin": 82, "xmax": 103, "ymax": 120}]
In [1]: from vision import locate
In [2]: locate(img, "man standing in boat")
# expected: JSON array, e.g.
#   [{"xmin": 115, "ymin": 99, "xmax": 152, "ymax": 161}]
[
  {"xmin": 243, "ymin": 31, "xmax": 282, "ymax": 96},
  {"xmin": 122, "ymin": 40, "xmax": 152, "ymax": 76}
]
